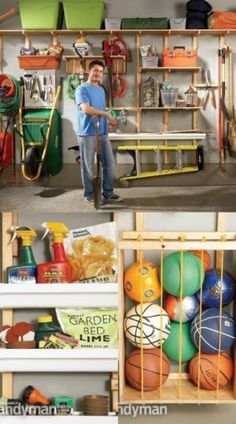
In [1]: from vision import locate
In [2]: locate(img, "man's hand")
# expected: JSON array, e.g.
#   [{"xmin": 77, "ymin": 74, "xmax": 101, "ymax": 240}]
[{"xmin": 107, "ymin": 112, "xmax": 118, "ymax": 126}]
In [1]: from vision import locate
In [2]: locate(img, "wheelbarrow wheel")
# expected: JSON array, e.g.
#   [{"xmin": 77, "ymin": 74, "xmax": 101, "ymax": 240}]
[{"xmin": 25, "ymin": 147, "xmax": 39, "ymax": 177}]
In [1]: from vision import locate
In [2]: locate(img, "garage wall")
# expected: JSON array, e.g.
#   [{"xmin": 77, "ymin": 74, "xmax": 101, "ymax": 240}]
[{"xmin": 1, "ymin": 0, "xmax": 236, "ymax": 164}]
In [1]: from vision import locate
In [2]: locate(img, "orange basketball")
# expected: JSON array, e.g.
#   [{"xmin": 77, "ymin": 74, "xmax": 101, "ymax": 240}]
[
  {"xmin": 189, "ymin": 352, "xmax": 233, "ymax": 390},
  {"xmin": 124, "ymin": 261, "xmax": 161, "ymax": 303},
  {"xmin": 125, "ymin": 348, "xmax": 170, "ymax": 391},
  {"xmin": 189, "ymin": 250, "xmax": 211, "ymax": 270}
]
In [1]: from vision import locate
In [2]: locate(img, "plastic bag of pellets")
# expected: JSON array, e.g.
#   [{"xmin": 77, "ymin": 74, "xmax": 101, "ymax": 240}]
[
  {"xmin": 63, "ymin": 222, "xmax": 118, "ymax": 283},
  {"xmin": 56, "ymin": 308, "xmax": 118, "ymax": 348}
]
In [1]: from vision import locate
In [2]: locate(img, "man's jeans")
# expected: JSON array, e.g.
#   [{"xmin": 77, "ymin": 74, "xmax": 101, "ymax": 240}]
[{"xmin": 78, "ymin": 134, "xmax": 115, "ymax": 199}]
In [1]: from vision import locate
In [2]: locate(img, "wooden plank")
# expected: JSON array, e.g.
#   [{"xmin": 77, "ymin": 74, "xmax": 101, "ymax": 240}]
[
  {"xmin": 216, "ymin": 213, "xmax": 226, "ymax": 268},
  {"xmin": 121, "ymin": 231, "xmax": 235, "ymax": 240},
  {"xmin": 118, "ymin": 248, "xmax": 125, "ymax": 401},
  {"xmin": 2, "ymin": 373, "xmax": 13, "ymax": 398},
  {"xmin": 1, "ymin": 212, "xmax": 14, "ymax": 284},
  {"xmin": 122, "ymin": 379, "xmax": 236, "ymax": 404},
  {"xmin": 119, "ymin": 240, "xmax": 236, "ymax": 251},
  {"xmin": 111, "ymin": 373, "xmax": 119, "ymax": 413},
  {"xmin": 135, "ymin": 213, "xmax": 144, "ymax": 262}
]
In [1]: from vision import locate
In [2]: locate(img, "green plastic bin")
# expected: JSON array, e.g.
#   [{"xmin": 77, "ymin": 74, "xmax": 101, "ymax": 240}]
[
  {"xmin": 19, "ymin": 0, "xmax": 60, "ymax": 30},
  {"xmin": 63, "ymin": 0, "xmax": 105, "ymax": 29}
]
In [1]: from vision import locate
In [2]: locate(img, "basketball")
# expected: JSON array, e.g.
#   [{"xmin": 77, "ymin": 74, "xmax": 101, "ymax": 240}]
[
  {"xmin": 164, "ymin": 294, "xmax": 199, "ymax": 322},
  {"xmin": 189, "ymin": 250, "xmax": 211, "ymax": 270},
  {"xmin": 190, "ymin": 308, "xmax": 236, "ymax": 354},
  {"xmin": 200, "ymin": 268, "xmax": 235, "ymax": 308},
  {"xmin": 125, "ymin": 348, "xmax": 170, "ymax": 391},
  {"xmin": 189, "ymin": 352, "xmax": 233, "ymax": 390},
  {"xmin": 163, "ymin": 321, "xmax": 197, "ymax": 362},
  {"xmin": 124, "ymin": 261, "xmax": 161, "ymax": 303},
  {"xmin": 124, "ymin": 303, "xmax": 171, "ymax": 349},
  {"xmin": 163, "ymin": 252, "xmax": 204, "ymax": 296}
]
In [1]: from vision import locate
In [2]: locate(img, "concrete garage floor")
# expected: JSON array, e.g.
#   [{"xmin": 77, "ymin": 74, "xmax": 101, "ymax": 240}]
[{"xmin": 1, "ymin": 164, "xmax": 236, "ymax": 212}]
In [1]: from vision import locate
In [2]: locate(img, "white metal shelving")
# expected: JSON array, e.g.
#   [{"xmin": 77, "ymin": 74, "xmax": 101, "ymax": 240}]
[
  {"xmin": 109, "ymin": 132, "xmax": 206, "ymax": 140},
  {"xmin": 0, "ymin": 283, "xmax": 118, "ymax": 308},
  {"xmin": 0, "ymin": 416, "xmax": 118, "ymax": 424},
  {"xmin": 0, "ymin": 349, "xmax": 118, "ymax": 373}
]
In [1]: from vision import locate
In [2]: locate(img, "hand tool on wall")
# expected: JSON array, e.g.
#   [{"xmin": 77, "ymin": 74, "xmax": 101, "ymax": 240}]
[
  {"xmin": 218, "ymin": 48, "xmax": 224, "ymax": 171},
  {"xmin": 0, "ymin": 7, "xmax": 16, "ymax": 23}
]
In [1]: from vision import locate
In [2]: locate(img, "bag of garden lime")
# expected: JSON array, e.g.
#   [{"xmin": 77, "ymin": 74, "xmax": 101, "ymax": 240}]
[
  {"xmin": 63, "ymin": 222, "xmax": 118, "ymax": 283},
  {"xmin": 56, "ymin": 308, "xmax": 118, "ymax": 348}
]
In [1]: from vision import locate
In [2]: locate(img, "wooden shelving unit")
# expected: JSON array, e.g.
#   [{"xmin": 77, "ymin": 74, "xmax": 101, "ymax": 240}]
[
  {"xmin": 118, "ymin": 212, "xmax": 236, "ymax": 404},
  {"xmin": 0, "ymin": 212, "xmax": 119, "ymax": 416}
]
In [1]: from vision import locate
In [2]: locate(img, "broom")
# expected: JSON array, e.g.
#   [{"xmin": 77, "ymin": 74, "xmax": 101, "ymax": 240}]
[{"xmin": 92, "ymin": 119, "xmax": 102, "ymax": 209}]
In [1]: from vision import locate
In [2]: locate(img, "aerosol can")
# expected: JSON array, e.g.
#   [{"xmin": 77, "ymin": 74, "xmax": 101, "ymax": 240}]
[
  {"xmin": 37, "ymin": 222, "xmax": 73, "ymax": 283},
  {"xmin": 6, "ymin": 226, "xmax": 37, "ymax": 284}
]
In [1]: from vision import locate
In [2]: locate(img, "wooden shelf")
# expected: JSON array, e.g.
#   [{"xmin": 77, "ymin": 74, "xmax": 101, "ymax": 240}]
[
  {"xmin": 63, "ymin": 55, "xmax": 126, "ymax": 74},
  {"xmin": 0, "ymin": 283, "xmax": 118, "ymax": 308},
  {"xmin": 140, "ymin": 107, "xmax": 201, "ymax": 110},
  {"xmin": 0, "ymin": 416, "xmax": 118, "ymax": 424},
  {"xmin": 0, "ymin": 349, "xmax": 118, "ymax": 373},
  {"xmin": 140, "ymin": 67, "xmax": 201, "ymax": 72},
  {"xmin": 1, "ymin": 29, "xmax": 236, "ymax": 36},
  {"xmin": 121, "ymin": 380, "xmax": 236, "ymax": 404},
  {"xmin": 109, "ymin": 132, "xmax": 206, "ymax": 140}
]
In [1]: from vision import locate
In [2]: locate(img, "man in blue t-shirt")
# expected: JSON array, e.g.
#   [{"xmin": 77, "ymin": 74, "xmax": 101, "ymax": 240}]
[{"xmin": 75, "ymin": 60, "xmax": 119, "ymax": 204}]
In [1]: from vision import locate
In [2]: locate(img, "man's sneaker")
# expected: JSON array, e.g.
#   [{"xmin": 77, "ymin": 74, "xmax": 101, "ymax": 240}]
[
  {"xmin": 85, "ymin": 197, "xmax": 94, "ymax": 205},
  {"xmin": 104, "ymin": 193, "xmax": 120, "ymax": 200}
]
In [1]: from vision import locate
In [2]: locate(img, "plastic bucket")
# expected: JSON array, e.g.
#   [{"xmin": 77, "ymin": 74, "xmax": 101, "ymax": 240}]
[
  {"xmin": 63, "ymin": 1, "xmax": 105, "ymax": 29},
  {"xmin": 161, "ymin": 89, "xmax": 178, "ymax": 107},
  {"xmin": 19, "ymin": 0, "xmax": 60, "ymax": 30}
]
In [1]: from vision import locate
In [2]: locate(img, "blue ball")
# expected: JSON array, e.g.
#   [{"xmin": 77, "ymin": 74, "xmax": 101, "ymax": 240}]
[
  {"xmin": 190, "ymin": 308, "xmax": 236, "ymax": 354},
  {"xmin": 200, "ymin": 268, "xmax": 235, "ymax": 308}
]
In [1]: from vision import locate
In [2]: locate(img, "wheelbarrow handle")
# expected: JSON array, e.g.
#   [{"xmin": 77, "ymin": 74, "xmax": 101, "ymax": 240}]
[{"xmin": 13, "ymin": 123, "xmax": 24, "ymax": 139}]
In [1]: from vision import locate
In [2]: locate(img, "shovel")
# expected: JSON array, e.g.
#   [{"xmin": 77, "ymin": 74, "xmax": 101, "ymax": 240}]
[{"xmin": 92, "ymin": 119, "xmax": 102, "ymax": 209}]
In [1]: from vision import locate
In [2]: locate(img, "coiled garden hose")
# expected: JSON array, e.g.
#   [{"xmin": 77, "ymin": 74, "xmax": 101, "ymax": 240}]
[
  {"xmin": 0, "ymin": 75, "xmax": 22, "ymax": 115},
  {"xmin": 66, "ymin": 74, "xmax": 81, "ymax": 100}
]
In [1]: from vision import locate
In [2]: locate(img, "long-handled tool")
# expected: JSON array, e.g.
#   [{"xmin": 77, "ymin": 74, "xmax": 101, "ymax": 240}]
[
  {"xmin": 218, "ymin": 48, "xmax": 224, "ymax": 171},
  {"xmin": 0, "ymin": 8, "xmax": 16, "ymax": 23},
  {"xmin": 92, "ymin": 119, "xmax": 102, "ymax": 209}
]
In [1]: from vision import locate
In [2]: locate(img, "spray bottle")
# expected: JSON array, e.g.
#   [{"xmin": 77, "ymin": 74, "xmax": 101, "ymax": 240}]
[
  {"xmin": 6, "ymin": 226, "xmax": 37, "ymax": 284},
  {"xmin": 37, "ymin": 222, "xmax": 73, "ymax": 283}
]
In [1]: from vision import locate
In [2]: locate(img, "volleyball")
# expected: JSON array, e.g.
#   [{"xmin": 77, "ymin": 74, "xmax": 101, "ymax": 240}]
[
  {"xmin": 163, "ymin": 251, "xmax": 204, "ymax": 296},
  {"xmin": 124, "ymin": 303, "xmax": 171, "ymax": 349},
  {"xmin": 124, "ymin": 261, "xmax": 161, "ymax": 303},
  {"xmin": 164, "ymin": 294, "xmax": 199, "ymax": 322}
]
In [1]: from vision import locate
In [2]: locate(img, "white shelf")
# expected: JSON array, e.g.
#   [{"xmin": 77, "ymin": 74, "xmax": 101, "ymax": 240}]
[
  {"xmin": 0, "ymin": 349, "xmax": 118, "ymax": 373},
  {"xmin": 109, "ymin": 132, "xmax": 206, "ymax": 140},
  {"xmin": 0, "ymin": 416, "xmax": 118, "ymax": 424},
  {"xmin": 0, "ymin": 283, "xmax": 118, "ymax": 308}
]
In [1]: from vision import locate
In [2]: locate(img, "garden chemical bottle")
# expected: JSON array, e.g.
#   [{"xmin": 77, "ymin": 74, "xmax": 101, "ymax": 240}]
[
  {"xmin": 37, "ymin": 222, "xmax": 73, "ymax": 283},
  {"xmin": 35, "ymin": 315, "xmax": 61, "ymax": 348},
  {"xmin": 6, "ymin": 226, "xmax": 37, "ymax": 284}
]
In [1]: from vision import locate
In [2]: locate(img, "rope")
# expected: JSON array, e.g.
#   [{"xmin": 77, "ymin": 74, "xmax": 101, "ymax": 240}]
[
  {"xmin": 159, "ymin": 236, "xmax": 164, "ymax": 400},
  {"xmin": 137, "ymin": 234, "xmax": 144, "ymax": 401},
  {"xmin": 197, "ymin": 243, "xmax": 205, "ymax": 403},
  {"xmin": 178, "ymin": 239, "xmax": 184, "ymax": 400},
  {"xmin": 216, "ymin": 239, "xmax": 225, "ymax": 402},
  {"xmin": 0, "ymin": 75, "xmax": 21, "ymax": 115}
]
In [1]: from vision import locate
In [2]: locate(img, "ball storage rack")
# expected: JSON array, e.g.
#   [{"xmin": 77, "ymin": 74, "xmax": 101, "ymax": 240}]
[{"xmin": 118, "ymin": 212, "xmax": 236, "ymax": 404}]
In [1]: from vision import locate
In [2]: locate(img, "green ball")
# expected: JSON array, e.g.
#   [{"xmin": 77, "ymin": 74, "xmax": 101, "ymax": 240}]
[
  {"xmin": 163, "ymin": 321, "xmax": 197, "ymax": 362},
  {"xmin": 163, "ymin": 251, "xmax": 204, "ymax": 296}
]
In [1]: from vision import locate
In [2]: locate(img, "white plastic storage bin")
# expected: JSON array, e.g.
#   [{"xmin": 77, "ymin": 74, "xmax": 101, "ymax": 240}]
[
  {"xmin": 105, "ymin": 19, "xmax": 121, "ymax": 30},
  {"xmin": 142, "ymin": 56, "xmax": 158, "ymax": 67},
  {"xmin": 169, "ymin": 18, "xmax": 186, "ymax": 29}
]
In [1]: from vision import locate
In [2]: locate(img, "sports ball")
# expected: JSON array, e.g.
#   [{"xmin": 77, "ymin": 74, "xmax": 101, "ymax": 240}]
[
  {"xmin": 189, "ymin": 250, "xmax": 211, "ymax": 270},
  {"xmin": 189, "ymin": 352, "xmax": 233, "ymax": 390},
  {"xmin": 200, "ymin": 268, "xmax": 235, "ymax": 308},
  {"xmin": 164, "ymin": 294, "xmax": 199, "ymax": 322},
  {"xmin": 190, "ymin": 309, "xmax": 236, "ymax": 354},
  {"xmin": 124, "ymin": 261, "xmax": 161, "ymax": 303},
  {"xmin": 124, "ymin": 303, "xmax": 171, "ymax": 349},
  {"xmin": 163, "ymin": 321, "xmax": 197, "ymax": 362},
  {"xmin": 163, "ymin": 251, "xmax": 204, "ymax": 296},
  {"xmin": 125, "ymin": 348, "xmax": 170, "ymax": 391}
]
